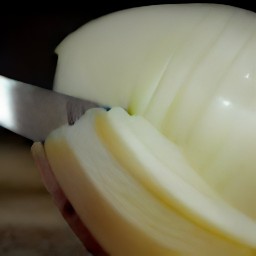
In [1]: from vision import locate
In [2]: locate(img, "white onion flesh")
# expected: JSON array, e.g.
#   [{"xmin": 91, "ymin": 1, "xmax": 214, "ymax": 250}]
[
  {"xmin": 46, "ymin": 3, "xmax": 256, "ymax": 255},
  {"xmin": 45, "ymin": 108, "xmax": 255, "ymax": 255}
]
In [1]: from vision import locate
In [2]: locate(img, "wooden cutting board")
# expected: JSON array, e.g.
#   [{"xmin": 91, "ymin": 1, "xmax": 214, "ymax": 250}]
[
  {"xmin": 0, "ymin": 192, "xmax": 87, "ymax": 255},
  {"xmin": 0, "ymin": 129, "xmax": 87, "ymax": 255},
  {"xmin": 0, "ymin": 129, "xmax": 42, "ymax": 191}
]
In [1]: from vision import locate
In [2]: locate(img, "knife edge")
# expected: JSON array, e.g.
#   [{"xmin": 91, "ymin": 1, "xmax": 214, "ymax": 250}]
[{"xmin": 0, "ymin": 75, "xmax": 100, "ymax": 141}]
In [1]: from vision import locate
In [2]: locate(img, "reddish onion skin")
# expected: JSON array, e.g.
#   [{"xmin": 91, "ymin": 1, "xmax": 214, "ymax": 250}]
[{"xmin": 31, "ymin": 142, "xmax": 108, "ymax": 256}]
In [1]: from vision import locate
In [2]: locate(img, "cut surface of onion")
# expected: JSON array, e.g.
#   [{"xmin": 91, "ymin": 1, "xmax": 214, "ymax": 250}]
[{"xmin": 45, "ymin": 108, "xmax": 256, "ymax": 255}]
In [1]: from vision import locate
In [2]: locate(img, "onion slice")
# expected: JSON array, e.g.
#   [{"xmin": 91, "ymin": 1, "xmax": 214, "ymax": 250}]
[{"xmin": 31, "ymin": 142, "xmax": 108, "ymax": 256}]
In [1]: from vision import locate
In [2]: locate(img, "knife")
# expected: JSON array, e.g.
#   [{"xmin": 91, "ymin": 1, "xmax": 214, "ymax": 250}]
[{"xmin": 0, "ymin": 75, "xmax": 101, "ymax": 142}]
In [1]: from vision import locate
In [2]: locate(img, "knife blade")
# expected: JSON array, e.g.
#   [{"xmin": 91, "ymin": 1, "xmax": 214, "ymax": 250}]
[{"xmin": 0, "ymin": 75, "xmax": 100, "ymax": 142}]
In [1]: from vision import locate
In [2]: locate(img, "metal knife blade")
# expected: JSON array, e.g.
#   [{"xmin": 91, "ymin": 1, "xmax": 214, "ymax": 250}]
[{"xmin": 0, "ymin": 75, "xmax": 100, "ymax": 141}]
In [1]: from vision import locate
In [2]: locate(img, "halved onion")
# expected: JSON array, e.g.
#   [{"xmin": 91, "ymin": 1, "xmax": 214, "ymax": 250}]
[{"xmin": 35, "ymin": 3, "xmax": 256, "ymax": 255}]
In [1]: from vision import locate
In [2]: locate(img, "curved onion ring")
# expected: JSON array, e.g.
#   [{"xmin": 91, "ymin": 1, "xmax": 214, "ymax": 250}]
[{"xmin": 31, "ymin": 142, "xmax": 108, "ymax": 256}]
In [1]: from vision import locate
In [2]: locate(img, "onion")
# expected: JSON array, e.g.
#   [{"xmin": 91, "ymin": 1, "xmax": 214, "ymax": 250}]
[
  {"xmin": 33, "ymin": 3, "xmax": 256, "ymax": 255},
  {"xmin": 31, "ymin": 142, "xmax": 107, "ymax": 255}
]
